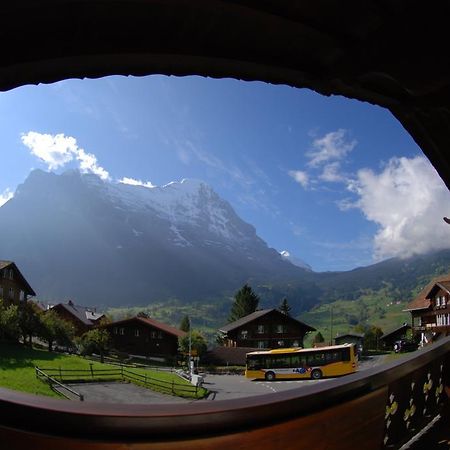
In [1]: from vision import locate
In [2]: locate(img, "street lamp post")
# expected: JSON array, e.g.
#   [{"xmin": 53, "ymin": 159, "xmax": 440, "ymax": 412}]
[{"xmin": 188, "ymin": 316, "xmax": 192, "ymax": 380}]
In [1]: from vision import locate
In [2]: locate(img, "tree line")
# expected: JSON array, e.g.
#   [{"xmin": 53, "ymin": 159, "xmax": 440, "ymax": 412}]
[{"xmin": 0, "ymin": 299, "xmax": 110, "ymax": 361}]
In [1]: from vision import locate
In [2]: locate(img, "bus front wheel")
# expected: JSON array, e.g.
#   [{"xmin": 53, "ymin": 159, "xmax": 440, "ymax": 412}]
[
  {"xmin": 265, "ymin": 371, "xmax": 276, "ymax": 381},
  {"xmin": 311, "ymin": 369, "xmax": 322, "ymax": 380}
]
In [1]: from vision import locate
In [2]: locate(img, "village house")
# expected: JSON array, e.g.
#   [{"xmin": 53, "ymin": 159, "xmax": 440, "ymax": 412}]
[
  {"xmin": 104, "ymin": 316, "xmax": 186, "ymax": 358},
  {"xmin": 405, "ymin": 274, "xmax": 450, "ymax": 346},
  {"xmin": 379, "ymin": 323, "xmax": 412, "ymax": 350},
  {"xmin": 218, "ymin": 308, "xmax": 315, "ymax": 349},
  {"xmin": 49, "ymin": 300, "xmax": 105, "ymax": 335},
  {"xmin": 0, "ymin": 260, "xmax": 36, "ymax": 307}
]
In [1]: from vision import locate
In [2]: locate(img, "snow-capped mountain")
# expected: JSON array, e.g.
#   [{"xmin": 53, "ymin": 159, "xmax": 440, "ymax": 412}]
[
  {"xmin": 0, "ymin": 170, "xmax": 308, "ymax": 306},
  {"xmin": 280, "ymin": 250, "xmax": 312, "ymax": 271}
]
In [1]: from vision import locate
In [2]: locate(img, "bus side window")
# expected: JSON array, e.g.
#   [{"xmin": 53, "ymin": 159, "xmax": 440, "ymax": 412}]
[
  {"xmin": 342, "ymin": 348, "xmax": 351, "ymax": 361},
  {"xmin": 291, "ymin": 355, "xmax": 300, "ymax": 367}
]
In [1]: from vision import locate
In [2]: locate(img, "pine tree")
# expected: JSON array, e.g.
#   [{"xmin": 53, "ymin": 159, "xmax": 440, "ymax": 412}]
[
  {"xmin": 179, "ymin": 315, "xmax": 191, "ymax": 332},
  {"xmin": 279, "ymin": 298, "xmax": 291, "ymax": 316},
  {"xmin": 228, "ymin": 284, "xmax": 260, "ymax": 322},
  {"xmin": 313, "ymin": 331, "xmax": 325, "ymax": 344}
]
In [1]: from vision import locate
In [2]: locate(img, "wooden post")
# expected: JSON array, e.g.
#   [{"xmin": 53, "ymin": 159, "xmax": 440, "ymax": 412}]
[
  {"xmin": 171, "ymin": 379, "xmax": 174, "ymax": 394},
  {"xmin": 90, "ymin": 363, "xmax": 94, "ymax": 379},
  {"xmin": 59, "ymin": 367, "xmax": 62, "ymax": 381}
]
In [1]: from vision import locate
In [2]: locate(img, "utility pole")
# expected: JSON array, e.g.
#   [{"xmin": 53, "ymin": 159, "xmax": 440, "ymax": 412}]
[
  {"xmin": 188, "ymin": 316, "xmax": 192, "ymax": 380},
  {"xmin": 329, "ymin": 305, "xmax": 333, "ymax": 346}
]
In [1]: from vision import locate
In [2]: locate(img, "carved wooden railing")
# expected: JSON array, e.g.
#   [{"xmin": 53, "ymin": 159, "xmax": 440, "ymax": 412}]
[{"xmin": 1, "ymin": 337, "xmax": 449, "ymax": 450}]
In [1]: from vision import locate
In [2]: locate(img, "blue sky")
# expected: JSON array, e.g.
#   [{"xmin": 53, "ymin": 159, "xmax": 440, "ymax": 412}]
[{"xmin": 1, "ymin": 75, "xmax": 450, "ymax": 271}]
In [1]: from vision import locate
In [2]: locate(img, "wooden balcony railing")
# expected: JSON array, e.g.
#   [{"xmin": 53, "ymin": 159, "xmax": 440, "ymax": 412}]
[{"xmin": 1, "ymin": 336, "xmax": 449, "ymax": 450}]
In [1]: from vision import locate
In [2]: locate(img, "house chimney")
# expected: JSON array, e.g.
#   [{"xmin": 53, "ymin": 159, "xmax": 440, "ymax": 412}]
[{"xmin": 68, "ymin": 300, "xmax": 74, "ymax": 306}]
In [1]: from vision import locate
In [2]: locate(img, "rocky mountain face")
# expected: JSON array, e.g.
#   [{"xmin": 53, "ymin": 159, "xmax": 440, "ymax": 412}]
[
  {"xmin": 1, "ymin": 169, "xmax": 449, "ymax": 312},
  {"xmin": 0, "ymin": 170, "xmax": 308, "ymax": 306}
]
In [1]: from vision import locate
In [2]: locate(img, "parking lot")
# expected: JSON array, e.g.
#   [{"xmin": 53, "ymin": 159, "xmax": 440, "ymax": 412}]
[{"xmin": 63, "ymin": 355, "xmax": 386, "ymax": 403}]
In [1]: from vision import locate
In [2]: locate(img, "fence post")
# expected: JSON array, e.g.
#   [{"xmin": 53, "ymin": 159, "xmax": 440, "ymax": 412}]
[
  {"xmin": 35, "ymin": 366, "xmax": 38, "ymax": 379},
  {"xmin": 172, "ymin": 379, "xmax": 174, "ymax": 394},
  {"xmin": 145, "ymin": 373, "xmax": 147, "ymax": 386},
  {"xmin": 80, "ymin": 394, "xmax": 84, "ymax": 402},
  {"xmin": 121, "ymin": 365, "xmax": 124, "ymax": 381},
  {"xmin": 59, "ymin": 366, "xmax": 62, "ymax": 381},
  {"xmin": 90, "ymin": 362, "xmax": 94, "ymax": 379}
]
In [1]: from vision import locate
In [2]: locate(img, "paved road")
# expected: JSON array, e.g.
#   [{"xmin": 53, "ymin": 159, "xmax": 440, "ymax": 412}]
[
  {"xmin": 58, "ymin": 381, "xmax": 192, "ymax": 404},
  {"xmin": 60, "ymin": 355, "xmax": 387, "ymax": 404}
]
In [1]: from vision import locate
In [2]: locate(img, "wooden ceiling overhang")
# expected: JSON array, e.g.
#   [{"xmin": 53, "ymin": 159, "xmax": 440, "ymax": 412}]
[{"xmin": 1, "ymin": 1, "xmax": 450, "ymax": 188}]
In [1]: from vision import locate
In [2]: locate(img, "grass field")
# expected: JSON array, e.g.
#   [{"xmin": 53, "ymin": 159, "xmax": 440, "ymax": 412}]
[
  {"xmin": 300, "ymin": 295, "xmax": 410, "ymax": 347},
  {"xmin": 0, "ymin": 342, "xmax": 206, "ymax": 399}
]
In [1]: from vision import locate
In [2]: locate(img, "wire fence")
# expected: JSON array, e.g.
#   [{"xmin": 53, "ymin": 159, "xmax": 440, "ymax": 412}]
[{"xmin": 35, "ymin": 365, "xmax": 205, "ymax": 400}]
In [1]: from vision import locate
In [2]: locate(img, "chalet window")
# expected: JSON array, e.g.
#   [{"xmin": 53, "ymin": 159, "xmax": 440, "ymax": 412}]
[
  {"xmin": 19, "ymin": 290, "xmax": 24, "ymax": 301},
  {"xmin": 113, "ymin": 327, "xmax": 118, "ymax": 334},
  {"xmin": 151, "ymin": 331, "xmax": 157, "ymax": 338},
  {"xmin": 240, "ymin": 330, "xmax": 248, "ymax": 339},
  {"xmin": 257, "ymin": 325, "xmax": 264, "ymax": 334},
  {"xmin": 292, "ymin": 340, "xmax": 300, "ymax": 347},
  {"xmin": 436, "ymin": 297, "xmax": 441, "ymax": 307},
  {"xmin": 157, "ymin": 331, "xmax": 163, "ymax": 339},
  {"xmin": 8, "ymin": 288, "xmax": 14, "ymax": 299},
  {"xmin": 277, "ymin": 340, "xmax": 285, "ymax": 347},
  {"xmin": 276, "ymin": 324, "xmax": 285, "ymax": 333},
  {"xmin": 0, "ymin": 286, "xmax": 3, "ymax": 297},
  {"xmin": 135, "ymin": 329, "xmax": 140, "ymax": 337},
  {"xmin": 257, "ymin": 341, "xmax": 265, "ymax": 349},
  {"xmin": 119, "ymin": 328, "xmax": 125, "ymax": 335},
  {"xmin": 442, "ymin": 296, "xmax": 447, "ymax": 308}
]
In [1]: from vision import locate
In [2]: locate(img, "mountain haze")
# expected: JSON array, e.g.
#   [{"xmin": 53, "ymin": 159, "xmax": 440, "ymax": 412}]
[
  {"xmin": 1, "ymin": 169, "xmax": 449, "ymax": 313},
  {"xmin": 0, "ymin": 170, "xmax": 308, "ymax": 306}
]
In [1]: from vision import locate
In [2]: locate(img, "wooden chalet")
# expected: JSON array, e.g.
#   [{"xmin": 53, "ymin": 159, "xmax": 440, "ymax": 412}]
[
  {"xmin": 104, "ymin": 316, "xmax": 186, "ymax": 358},
  {"xmin": 379, "ymin": 324, "xmax": 411, "ymax": 349},
  {"xmin": 49, "ymin": 300, "xmax": 105, "ymax": 335},
  {"xmin": 405, "ymin": 274, "xmax": 450, "ymax": 345},
  {"xmin": 334, "ymin": 332, "xmax": 364, "ymax": 355},
  {"xmin": 0, "ymin": 260, "xmax": 35, "ymax": 307},
  {"xmin": 218, "ymin": 309, "xmax": 315, "ymax": 349}
]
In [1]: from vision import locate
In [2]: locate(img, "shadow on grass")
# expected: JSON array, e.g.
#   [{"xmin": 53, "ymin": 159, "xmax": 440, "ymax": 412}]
[{"xmin": 0, "ymin": 341, "xmax": 71, "ymax": 370}]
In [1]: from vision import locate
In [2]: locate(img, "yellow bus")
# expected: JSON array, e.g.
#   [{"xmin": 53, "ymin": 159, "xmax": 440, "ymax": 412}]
[{"xmin": 245, "ymin": 343, "xmax": 357, "ymax": 381}]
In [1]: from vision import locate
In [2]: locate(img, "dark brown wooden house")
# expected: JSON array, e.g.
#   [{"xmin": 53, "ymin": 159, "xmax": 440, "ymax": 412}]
[
  {"xmin": 48, "ymin": 300, "xmax": 105, "ymax": 335},
  {"xmin": 218, "ymin": 309, "xmax": 315, "ymax": 349},
  {"xmin": 0, "ymin": 260, "xmax": 35, "ymax": 307},
  {"xmin": 405, "ymin": 274, "xmax": 450, "ymax": 345},
  {"xmin": 104, "ymin": 316, "xmax": 186, "ymax": 357}
]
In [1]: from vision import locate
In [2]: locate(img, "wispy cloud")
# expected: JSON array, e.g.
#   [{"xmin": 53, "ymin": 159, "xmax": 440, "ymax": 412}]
[
  {"xmin": 119, "ymin": 177, "xmax": 156, "ymax": 188},
  {"xmin": 288, "ymin": 129, "xmax": 355, "ymax": 190},
  {"xmin": 21, "ymin": 132, "xmax": 110, "ymax": 180},
  {"xmin": 0, "ymin": 188, "xmax": 13, "ymax": 207},
  {"xmin": 288, "ymin": 170, "xmax": 309, "ymax": 188},
  {"xmin": 307, "ymin": 129, "xmax": 356, "ymax": 168}
]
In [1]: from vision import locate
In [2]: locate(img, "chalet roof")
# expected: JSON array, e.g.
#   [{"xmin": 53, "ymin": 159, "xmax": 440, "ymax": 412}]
[
  {"xmin": 380, "ymin": 324, "xmax": 411, "ymax": 341},
  {"xmin": 335, "ymin": 332, "xmax": 364, "ymax": 339},
  {"xmin": 219, "ymin": 309, "xmax": 316, "ymax": 333},
  {"xmin": 0, "ymin": 260, "xmax": 36, "ymax": 296},
  {"xmin": 106, "ymin": 316, "xmax": 186, "ymax": 338},
  {"xmin": 52, "ymin": 302, "xmax": 104, "ymax": 326},
  {"xmin": 404, "ymin": 274, "xmax": 450, "ymax": 312}
]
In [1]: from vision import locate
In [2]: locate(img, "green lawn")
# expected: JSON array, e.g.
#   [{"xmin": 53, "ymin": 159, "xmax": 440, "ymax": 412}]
[{"xmin": 0, "ymin": 342, "xmax": 206, "ymax": 399}]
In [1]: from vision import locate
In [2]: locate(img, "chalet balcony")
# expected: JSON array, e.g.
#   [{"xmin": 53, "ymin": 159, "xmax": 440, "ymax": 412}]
[{"xmin": 1, "ymin": 336, "xmax": 449, "ymax": 449}]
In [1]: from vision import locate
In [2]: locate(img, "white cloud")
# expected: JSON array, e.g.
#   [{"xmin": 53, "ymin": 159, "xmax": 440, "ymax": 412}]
[
  {"xmin": 350, "ymin": 156, "xmax": 450, "ymax": 259},
  {"xmin": 319, "ymin": 162, "xmax": 346, "ymax": 183},
  {"xmin": 21, "ymin": 131, "xmax": 110, "ymax": 180},
  {"xmin": 0, "ymin": 188, "xmax": 13, "ymax": 207},
  {"xmin": 288, "ymin": 170, "xmax": 309, "ymax": 188},
  {"xmin": 307, "ymin": 129, "xmax": 356, "ymax": 168},
  {"xmin": 119, "ymin": 177, "xmax": 156, "ymax": 188}
]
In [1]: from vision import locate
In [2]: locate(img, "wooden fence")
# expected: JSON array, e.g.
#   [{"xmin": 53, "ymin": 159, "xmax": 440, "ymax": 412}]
[{"xmin": 34, "ymin": 365, "xmax": 203, "ymax": 399}]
